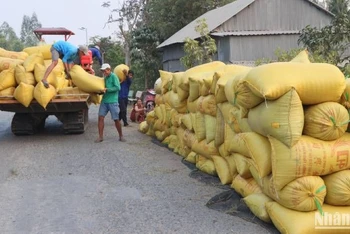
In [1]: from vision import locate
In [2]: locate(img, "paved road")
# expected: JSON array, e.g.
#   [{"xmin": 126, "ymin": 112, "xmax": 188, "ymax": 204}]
[{"xmin": 0, "ymin": 105, "xmax": 271, "ymax": 234}]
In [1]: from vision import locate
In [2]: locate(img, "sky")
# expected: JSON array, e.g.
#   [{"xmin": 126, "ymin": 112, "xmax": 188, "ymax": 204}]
[{"xmin": 0, "ymin": 0, "xmax": 123, "ymax": 45}]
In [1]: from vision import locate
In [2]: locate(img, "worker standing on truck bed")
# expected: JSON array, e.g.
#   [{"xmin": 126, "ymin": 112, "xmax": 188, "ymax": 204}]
[
  {"xmin": 95, "ymin": 63, "xmax": 126, "ymax": 143},
  {"xmin": 89, "ymin": 45, "xmax": 103, "ymax": 66},
  {"xmin": 41, "ymin": 41, "xmax": 89, "ymax": 88}
]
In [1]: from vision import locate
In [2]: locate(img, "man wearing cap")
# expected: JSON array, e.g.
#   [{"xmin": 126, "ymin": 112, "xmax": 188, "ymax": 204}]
[
  {"xmin": 95, "ymin": 63, "xmax": 126, "ymax": 143},
  {"xmin": 89, "ymin": 45, "xmax": 103, "ymax": 66},
  {"xmin": 41, "ymin": 40, "xmax": 89, "ymax": 88}
]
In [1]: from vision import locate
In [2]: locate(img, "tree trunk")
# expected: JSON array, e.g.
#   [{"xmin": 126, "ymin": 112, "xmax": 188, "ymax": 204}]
[{"xmin": 124, "ymin": 41, "xmax": 131, "ymax": 67}]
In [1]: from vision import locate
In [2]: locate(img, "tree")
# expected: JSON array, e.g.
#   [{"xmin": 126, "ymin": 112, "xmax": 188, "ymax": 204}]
[
  {"xmin": 298, "ymin": 13, "xmax": 350, "ymax": 74},
  {"xmin": 89, "ymin": 36, "xmax": 125, "ymax": 77},
  {"xmin": 20, "ymin": 12, "xmax": 42, "ymax": 47},
  {"xmin": 102, "ymin": 0, "xmax": 146, "ymax": 66},
  {"xmin": 326, "ymin": 0, "xmax": 350, "ymax": 16},
  {"xmin": 131, "ymin": 26, "xmax": 162, "ymax": 89},
  {"xmin": 0, "ymin": 21, "xmax": 23, "ymax": 51},
  {"xmin": 180, "ymin": 19, "xmax": 217, "ymax": 69},
  {"xmin": 146, "ymin": 0, "xmax": 234, "ymax": 42}
]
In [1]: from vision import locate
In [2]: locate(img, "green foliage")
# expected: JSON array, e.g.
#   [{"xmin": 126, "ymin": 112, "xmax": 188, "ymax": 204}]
[
  {"xmin": 90, "ymin": 36, "xmax": 125, "ymax": 77},
  {"xmin": 20, "ymin": 13, "xmax": 42, "ymax": 47},
  {"xmin": 180, "ymin": 19, "xmax": 217, "ymax": 69},
  {"xmin": 131, "ymin": 26, "xmax": 162, "ymax": 89},
  {"xmin": 326, "ymin": 0, "xmax": 350, "ymax": 16},
  {"xmin": 298, "ymin": 13, "xmax": 350, "ymax": 75},
  {"xmin": 147, "ymin": 0, "xmax": 235, "ymax": 42},
  {"xmin": 0, "ymin": 22, "xmax": 23, "ymax": 51}
]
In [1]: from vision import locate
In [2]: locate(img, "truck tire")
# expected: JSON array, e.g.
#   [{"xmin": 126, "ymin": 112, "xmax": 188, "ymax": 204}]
[
  {"xmin": 58, "ymin": 109, "xmax": 88, "ymax": 134},
  {"xmin": 11, "ymin": 113, "xmax": 48, "ymax": 136},
  {"xmin": 11, "ymin": 113, "xmax": 37, "ymax": 135}
]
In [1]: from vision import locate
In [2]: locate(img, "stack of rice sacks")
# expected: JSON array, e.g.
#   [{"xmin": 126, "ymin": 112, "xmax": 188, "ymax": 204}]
[
  {"xmin": 0, "ymin": 46, "xmax": 105, "ymax": 109},
  {"xmin": 139, "ymin": 51, "xmax": 350, "ymax": 234}
]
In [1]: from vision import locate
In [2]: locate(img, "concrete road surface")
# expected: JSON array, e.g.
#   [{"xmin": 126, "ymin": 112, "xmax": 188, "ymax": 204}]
[{"xmin": 0, "ymin": 106, "xmax": 273, "ymax": 234}]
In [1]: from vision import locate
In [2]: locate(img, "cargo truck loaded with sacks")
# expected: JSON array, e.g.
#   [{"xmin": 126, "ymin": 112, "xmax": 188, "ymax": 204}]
[{"xmin": 0, "ymin": 28, "xmax": 128, "ymax": 135}]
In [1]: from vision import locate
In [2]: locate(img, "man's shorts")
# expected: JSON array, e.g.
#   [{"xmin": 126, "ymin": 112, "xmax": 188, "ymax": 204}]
[
  {"xmin": 50, "ymin": 46, "xmax": 62, "ymax": 61},
  {"xmin": 98, "ymin": 102, "xmax": 120, "ymax": 120}
]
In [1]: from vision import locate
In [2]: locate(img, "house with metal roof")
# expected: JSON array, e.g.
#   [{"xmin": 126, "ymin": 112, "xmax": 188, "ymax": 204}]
[{"xmin": 157, "ymin": 0, "xmax": 333, "ymax": 72}]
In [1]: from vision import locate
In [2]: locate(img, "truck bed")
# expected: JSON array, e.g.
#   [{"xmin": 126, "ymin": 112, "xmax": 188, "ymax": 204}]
[{"xmin": 0, "ymin": 95, "xmax": 90, "ymax": 113}]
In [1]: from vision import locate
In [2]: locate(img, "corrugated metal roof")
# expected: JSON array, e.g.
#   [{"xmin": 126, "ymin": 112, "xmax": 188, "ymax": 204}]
[
  {"xmin": 157, "ymin": 0, "xmax": 333, "ymax": 49},
  {"xmin": 157, "ymin": 0, "xmax": 255, "ymax": 48},
  {"xmin": 211, "ymin": 30, "xmax": 300, "ymax": 36}
]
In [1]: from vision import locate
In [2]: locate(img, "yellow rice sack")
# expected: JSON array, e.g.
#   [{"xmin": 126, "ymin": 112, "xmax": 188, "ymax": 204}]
[
  {"xmin": 23, "ymin": 53, "xmax": 44, "ymax": 72},
  {"xmin": 248, "ymin": 88, "xmax": 304, "ymax": 147},
  {"xmin": 263, "ymin": 175, "xmax": 326, "ymax": 212},
  {"xmin": 188, "ymin": 75, "xmax": 203, "ymax": 102},
  {"xmin": 234, "ymin": 153, "xmax": 253, "ymax": 179},
  {"xmin": 15, "ymin": 65, "xmax": 35, "ymax": 85},
  {"xmin": 243, "ymin": 193, "xmax": 273, "ymax": 223},
  {"xmin": 197, "ymin": 95, "xmax": 216, "ymax": 117},
  {"xmin": 0, "ymin": 87, "xmax": 15, "ymax": 99},
  {"xmin": 200, "ymin": 76, "xmax": 211, "ymax": 96},
  {"xmin": 113, "ymin": 64, "xmax": 129, "ymax": 83},
  {"xmin": 146, "ymin": 110, "xmax": 156, "ymax": 125},
  {"xmin": 23, "ymin": 44, "xmax": 52, "ymax": 60},
  {"xmin": 322, "ymin": 170, "xmax": 350, "ymax": 206},
  {"xmin": 183, "ymin": 129, "xmax": 196, "ymax": 148},
  {"xmin": 57, "ymin": 87, "xmax": 89, "ymax": 99},
  {"xmin": 172, "ymin": 72, "xmax": 184, "ymax": 93},
  {"xmin": 212, "ymin": 155, "xmax": 237, "ymax": 185},
  {"xmin": 205, "ymin": 114, "xmax": 216, "ymax": 143},
  {"xmin": 138, "ymin": 121, "xmax": 149, "ymax": 133},
  {"xmin": 191, "ymin": 140, "xmax": 219, "ymax": 159},
  {"xmin": 181, "ymin": 114, "xmax": 193, "ymax": 131},
  {"xmin": 216, "ymin": 66, "xmax": 251, "ymax": 104},
  {"xmin": 89, "ymin": 93, "xmax": 102, "ymax": 105},
  {"xmin": 14, "ymin": 82, "xmax": 34, "ymax": 107},
  {"xmin": 290, "ymin": 49, "xmax": 311, "ymax": 63},
  {"xmin": 168, "ymin": 90, "xmax": 187, "ymax": 113},
  {"xmin": 33, "ymin": 81, "xmax": 56, "ymax": 109},
  {"xmin": 193, "ymin": 112, "xmax": 206, "ymax": 141},
  {"xmin": 340, "ymin": 78, "xmax": 350, "ymax": 109},
  {"xmin": 303, "ymin": 102, "xmax": 349, "ymax": 141},
  {"xmin": 184, "ymin": 151, "xmax": 197, "ymax": 164},
  {"xmin": 227, "ymin": 132, "xmax": 271, "ymax": 178},
  {"xmin": 270, "ymin": 134, "xmax": 350, "ymax": 190},
  {"xmin": 182, "ymin": 61, "xmax": 226, "ymax": 92},
  {"xmin": 44, "ymin": 59, "xmax": 65, "ymax": 77},
  {"xmin": 243, "ymin": 62, "xmax": 346, "ymax": 105},
  {"xmin": 215, "ymin": 107, "xmax": 225, "ymax": 147},
  {"xmin": 266, "ymin": 202, "xmax": 350, "ymax": 234},
  {"xmin": 155, "ymin": 94, "xmax": 164, "ymax": 106},
  {"xmin": 196, "ymin": 155, "xmax": 217, "ymax": 176},
  {"xmin": 70, "ymin": 65, "xmax": 105, "ymax": 93},
  {"xmin": 34, "ymin": 64, "xmax": 57, "ymax": 88},
  {"xmin": 159, "ymin": 70, "xmax": 173, "ymax": 94},
  {"xmin": 231, "ymin": 175, "xmax": 262, "ymax": 197},
  {"xmin": 0, "ymin": 57, "xmax": 23, "ymax": 72},
  {"xmin": 0, "ymin": 68, "xmax": 16, "ymax": 90},
  {"xmin": 154, "ymin": 78, "xmax": 162, "ymax": 94},
  {"xmin": 0, "ymin": 48, "xmax": 28, "ymax": 60}
]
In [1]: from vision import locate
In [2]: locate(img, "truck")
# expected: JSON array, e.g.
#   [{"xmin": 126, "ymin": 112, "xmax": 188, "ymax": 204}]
[{"xmin": 0, "ymin": 28, "xmax": 91, "ymax": 135}]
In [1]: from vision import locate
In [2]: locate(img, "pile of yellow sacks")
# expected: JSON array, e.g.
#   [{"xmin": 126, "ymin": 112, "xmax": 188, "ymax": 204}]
[
  {"xmin": 0, "ymin": 46, "xmax": 105, "ymax": 109},
  {"xmin": 140, "ymin": 50, "xmax": 350, "ymax": 234}
]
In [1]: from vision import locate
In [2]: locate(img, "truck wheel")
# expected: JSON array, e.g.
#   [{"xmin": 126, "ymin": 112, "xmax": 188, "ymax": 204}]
[
  {"xmin": 58, "ymin": 109, "xmax": 88, "ymax": 134},
  {"xmin": 11, "ymin": 113, "xmax": 37, "ymax": 136}
]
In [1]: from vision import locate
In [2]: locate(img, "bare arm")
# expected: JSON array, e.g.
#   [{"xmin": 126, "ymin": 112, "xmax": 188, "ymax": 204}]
[{"xmin": 42, "ymin": 60, "xmax": 58, "ymax": 81}]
